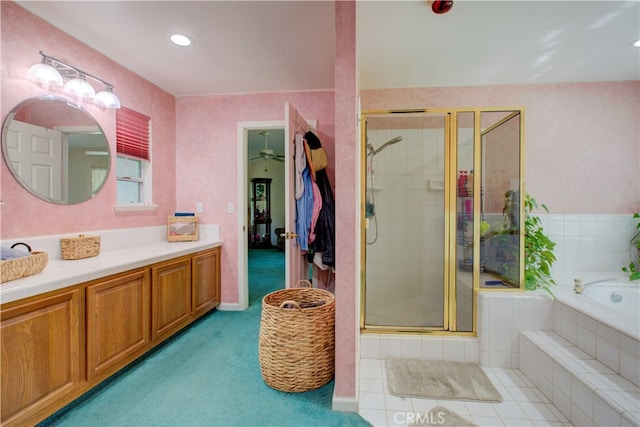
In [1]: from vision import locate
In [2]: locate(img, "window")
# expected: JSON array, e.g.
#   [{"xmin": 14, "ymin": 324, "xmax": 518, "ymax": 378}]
[{"xmin": 115, "ymin": 106, "xmax": 153, "ymax": 207}]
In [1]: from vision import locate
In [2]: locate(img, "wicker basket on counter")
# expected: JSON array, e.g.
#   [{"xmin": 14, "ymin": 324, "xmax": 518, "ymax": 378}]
[
  {"xmin": 1, "ymin": 243, "xmax": 49, "ymax": 283},
  {"xmin": 60, "ymin": 234, "xmax": 101, "ymax": 260},
  {"xmin": 167, "ymin": 216, "xmax": 199, "ymax": 242}
]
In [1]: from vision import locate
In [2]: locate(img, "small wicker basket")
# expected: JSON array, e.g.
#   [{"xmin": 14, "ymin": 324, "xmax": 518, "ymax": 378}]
[
  {"xmin": 60, "ymin": 234, "xmax": 101, "ymax": 260},
  {"xmin": 1, "ymin": 243, "xmax": 49, "ymax": 283},
  {"xmin": 258, "ymin": 280, "xmax": 335, "ymax": 392},
  {"xmin": 167, "ymin": 216, "xmax": 199, "ymax": 242}
]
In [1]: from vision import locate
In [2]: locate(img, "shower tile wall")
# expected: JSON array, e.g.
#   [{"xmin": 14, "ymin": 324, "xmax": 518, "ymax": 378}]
[
  {"xmin": 365, "ymin": 128, "xmax": 445, "ymax": 326},
  {"xmin": 541, "ymin": 213, "xmax": 637, "ymax": 275}
]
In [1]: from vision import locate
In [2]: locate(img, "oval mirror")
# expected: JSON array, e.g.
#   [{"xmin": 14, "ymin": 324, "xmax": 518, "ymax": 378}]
[{"xmin": 2, "ymin": 96, "xmax": 110, "ymax": 204}]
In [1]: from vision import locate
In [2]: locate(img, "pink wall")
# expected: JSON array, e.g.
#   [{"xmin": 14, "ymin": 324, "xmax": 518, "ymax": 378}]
[
  {"xmin": 333, "ymin": 0, "xmax": 358, "ymax": 401},
  {"xmin": 361, "ymin": 82, "xmax": 640, "ymax": 214},
  {"xmin": 1, "ymin": 2, "xmax": 177, "ymax": 239},
  {"xmin": 175, "ymin": 92, "xmax": 335, "ymax": 304}
]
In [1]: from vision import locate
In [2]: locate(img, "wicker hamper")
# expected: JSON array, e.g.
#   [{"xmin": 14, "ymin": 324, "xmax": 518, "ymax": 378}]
[{"xmin": 258, "ymin": 280, "xmax": 335, "ymax": 392}]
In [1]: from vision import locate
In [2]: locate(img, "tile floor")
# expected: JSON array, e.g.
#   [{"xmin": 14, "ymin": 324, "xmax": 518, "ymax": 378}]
[{"xmin": 358, "ymin": 359, "xmax": 574, "ymax": 427}]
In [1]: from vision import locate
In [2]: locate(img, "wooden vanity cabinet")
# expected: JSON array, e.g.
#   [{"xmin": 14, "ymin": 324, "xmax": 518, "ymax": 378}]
[
  {"xmin": 1, "ymin": 247, "xmax": 221, "ymax": 426},
  {"xmin": 1, "ymin": 289, "xmax": 82, "ymax": 426},
  {"xmin": 151, "ymin": 256, "xmax": 192, "ymax": 342},
  {"xmin": 192, "ymin": 248, "xmax": 221, "ymax": 318},
  {"xmin": 86, "ymin": 268, "xmax": 150, "ymax": 381},
  {"xmin": 151, "ymin": 247, "xmax": 221, "ymax": 341}
]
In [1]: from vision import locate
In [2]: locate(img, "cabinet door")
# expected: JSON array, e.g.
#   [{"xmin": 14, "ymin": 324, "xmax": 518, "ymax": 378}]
[
  {"xmin": 86, "ymin": 269, "xmax": 150, "ymax": 380},
  {"xmin": 1, "ymin": 290, "xmax": 81, "ymax": 425},
  {"xmin": 152, "ymin": 257, "xmax": 191, "ymax": 341},
  {"xmin": 192, "ymin": 247, "xmax": 221, "ymax": 317}
]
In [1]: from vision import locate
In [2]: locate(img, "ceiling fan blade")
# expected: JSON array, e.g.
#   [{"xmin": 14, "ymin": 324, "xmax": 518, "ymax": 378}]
[{"xmin": 249, "ymin": 156, "xmax": 263, "ymax": 161}]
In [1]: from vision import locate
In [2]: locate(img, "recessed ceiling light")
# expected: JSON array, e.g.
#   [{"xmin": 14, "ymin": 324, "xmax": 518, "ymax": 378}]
[
  {"xmin": 170, "ymin": 34, "xmax": 193, "ymax": 47},
  {"xmin": 634, "ymin": 39, "xmax": 640, "ymax": 47}
]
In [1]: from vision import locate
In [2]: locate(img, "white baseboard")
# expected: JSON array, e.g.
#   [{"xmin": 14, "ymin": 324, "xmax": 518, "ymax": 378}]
[
  {"xmin": 217, "ymin": 302, "xmax": 244, "ymax": 311},
  {"xmin": 332, "ymin": 392, "xmax": 359, "ymax": 413}
]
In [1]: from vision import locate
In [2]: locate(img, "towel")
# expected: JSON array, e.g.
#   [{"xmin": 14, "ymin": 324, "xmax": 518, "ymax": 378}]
[{"xmin": 1, "ymin": 247, "xmax": 29, "ymax": 260}]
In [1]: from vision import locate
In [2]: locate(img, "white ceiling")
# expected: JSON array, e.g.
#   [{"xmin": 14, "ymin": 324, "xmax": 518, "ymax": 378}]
[
  {"xmin": 15, "ymin": 0, "xmax": 640, "ymax": 155},
  {"xmin": 358, "ymin": 0, "xmax": 640, "ymax": 89}
]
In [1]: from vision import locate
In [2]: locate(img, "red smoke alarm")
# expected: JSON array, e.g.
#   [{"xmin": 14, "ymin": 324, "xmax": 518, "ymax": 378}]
[{"xmin": 431, "ymin": 0, "xmax": 453, "ymax": 14}]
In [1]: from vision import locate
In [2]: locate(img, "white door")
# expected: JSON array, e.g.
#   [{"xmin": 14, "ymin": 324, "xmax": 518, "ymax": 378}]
[
  {"xmin": 284, "ymin": 103, "xmax": 314, "ymax": 288},
  {"xmin": 6, "ymin": 120, "xmax": 63, "ymax": 201}
]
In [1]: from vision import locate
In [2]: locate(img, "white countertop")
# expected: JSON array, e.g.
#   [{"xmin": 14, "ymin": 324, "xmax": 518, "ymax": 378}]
[{"xmin": 1, "ymin": 235, "xmax": 222, "ymax": 305}]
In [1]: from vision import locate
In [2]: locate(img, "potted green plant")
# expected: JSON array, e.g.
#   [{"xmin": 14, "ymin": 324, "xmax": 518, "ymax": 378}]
[
  {"xmin": 621, "ymin": 213, "xmax": 640, "ymax": 281},
  {"xmin": 522, "ymin": 193, "xmax": 557, "ymax": 294}
]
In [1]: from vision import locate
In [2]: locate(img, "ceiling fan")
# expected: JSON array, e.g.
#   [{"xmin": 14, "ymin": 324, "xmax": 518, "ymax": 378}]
[{"xmin": 250, "ymin": 131, "xmax": 285, "ymax": 163}]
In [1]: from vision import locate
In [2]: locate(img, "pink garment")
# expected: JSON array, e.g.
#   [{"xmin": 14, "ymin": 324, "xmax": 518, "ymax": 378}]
[{"xmin": 308, "ymin": 179, "xmax": 322, "ymax": 243}]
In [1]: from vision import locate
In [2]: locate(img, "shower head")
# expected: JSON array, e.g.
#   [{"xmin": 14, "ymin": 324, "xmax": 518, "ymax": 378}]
[{"xmin": 371, "ymin": 136, "xmax": 403, "ymax": 155}]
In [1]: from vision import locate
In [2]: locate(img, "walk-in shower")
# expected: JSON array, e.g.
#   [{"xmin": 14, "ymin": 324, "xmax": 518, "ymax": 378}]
[
  {"xmin": 361, "ymin": 108, "xmax": 524, "ymax": 334},
  {"xmin": 363, "ymin": 116, "xmax": 448, "ymax": 329},
  {"xmin": 366, "ymin": 136, "xmax": 403, "ymax": 244}
]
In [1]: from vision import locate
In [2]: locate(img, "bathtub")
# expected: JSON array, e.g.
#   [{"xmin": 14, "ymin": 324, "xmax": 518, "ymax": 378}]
[
  {"xmin": 554, "ymin": 274, "xmax": 640, "ymax": 341},
  {"xmin": 583, "ymin": 280, "xmax": 640, "ymax": 322}
]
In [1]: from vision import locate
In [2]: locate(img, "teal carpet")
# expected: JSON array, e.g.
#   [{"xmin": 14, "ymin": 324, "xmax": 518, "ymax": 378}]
[{"xmin": 40, "ymin": 249, "xmax": 370, "ymax": 427}]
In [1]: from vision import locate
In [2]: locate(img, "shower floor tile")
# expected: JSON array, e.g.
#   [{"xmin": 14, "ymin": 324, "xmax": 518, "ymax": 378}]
[{"xmin": 358, "ymin": 359, "xmax": 574, "ymax": 427}]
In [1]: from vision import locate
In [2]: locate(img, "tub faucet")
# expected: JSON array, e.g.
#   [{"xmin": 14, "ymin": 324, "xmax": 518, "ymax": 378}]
[{"xmin": 573, "ymin": 279, "xmax": 584, "ymax": 294}]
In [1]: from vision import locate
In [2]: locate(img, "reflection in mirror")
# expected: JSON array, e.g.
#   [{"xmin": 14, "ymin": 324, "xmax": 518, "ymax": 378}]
[
  {"xmin": 481, "ymin": 111, "xmax": 522, "ymax": 287},
  {"xmin": 2, "ymin": 96, "xmax": 110, "ymax": 204}
]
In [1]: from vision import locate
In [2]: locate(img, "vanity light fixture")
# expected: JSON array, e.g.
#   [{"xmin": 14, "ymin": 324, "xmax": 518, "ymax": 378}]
[{"xmin": 27, "ymin": 51, "xmax": 121, "ymax": 109}]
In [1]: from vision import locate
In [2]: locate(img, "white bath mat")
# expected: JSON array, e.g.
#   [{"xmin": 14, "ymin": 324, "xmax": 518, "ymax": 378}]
[{"xmin": 386, "ymin": 359, "xmax": 502, "ymax": 402}]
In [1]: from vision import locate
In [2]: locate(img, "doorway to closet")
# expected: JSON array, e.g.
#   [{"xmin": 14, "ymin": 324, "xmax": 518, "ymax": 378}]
[
  {"xmin": 247, "ymin": 127, "xmax": 286, "ymax": 304},
  {"xmin": 236, "ymin": 103, "xmax": 317, "ymax": 311}
]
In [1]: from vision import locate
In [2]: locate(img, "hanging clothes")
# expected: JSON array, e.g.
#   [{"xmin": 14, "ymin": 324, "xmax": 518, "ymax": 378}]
[
  {"xmin": 304, "ymin": 130, "xmax": 335, "ymax": 267},
  {"xmin": 295, "ymin": 149, "xmax": 314, "ymax": 251}
]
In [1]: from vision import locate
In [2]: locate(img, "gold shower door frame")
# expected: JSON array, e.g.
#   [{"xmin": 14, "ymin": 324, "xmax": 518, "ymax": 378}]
[{"xmin": 360, "ymin": 107, "xmax": 525, "ymax": 335}]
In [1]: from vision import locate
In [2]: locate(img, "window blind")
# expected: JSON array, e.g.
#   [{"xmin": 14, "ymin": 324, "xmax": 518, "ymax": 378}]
[{"xmin": 116, "ymin": 106, "xmax": 150, "ymax": 160}]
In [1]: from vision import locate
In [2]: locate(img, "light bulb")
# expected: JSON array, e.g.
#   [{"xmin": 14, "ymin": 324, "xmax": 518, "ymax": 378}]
[
  {"xmin": 95, "ymin": 88, "xmax": 121, "ymax": 109},
  {"xmin": 27, "ymin": 62, "xmax": 63, "ymax": 88},
  {"xmin": 170, "ymin": 34, "xmax": 193, "ymax": 47},
  {"xmin": 64, "ymin": 75, "xmax": 95, "ymax": 100}
]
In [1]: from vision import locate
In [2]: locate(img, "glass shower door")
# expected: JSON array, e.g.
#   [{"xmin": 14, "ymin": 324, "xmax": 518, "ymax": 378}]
[
  {"xmin": 453, "ymin": 111, "xmax": 476, "ymax": 332},
  {"xmin": 361, "ymin": 108, "xmax": 525, "ymax": 334},
  {"xmin": 364, "ymin": 112, "xmax": 446, "ymax": 329}
]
